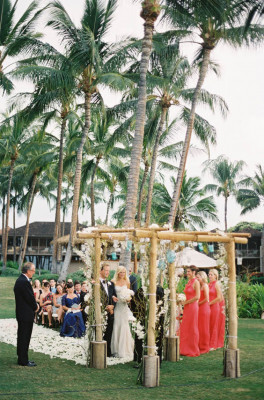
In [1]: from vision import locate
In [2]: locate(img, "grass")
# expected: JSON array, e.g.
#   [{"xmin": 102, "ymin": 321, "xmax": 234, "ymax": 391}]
[{"xmin": 0, "ymin": 277, "xmax": 264, "ymax": 400}]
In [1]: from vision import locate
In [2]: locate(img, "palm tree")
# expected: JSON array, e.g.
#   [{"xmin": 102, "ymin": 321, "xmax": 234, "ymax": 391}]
[
  {"xmin": 11, "ymin": 42, "xmax": 79, "ymax": 271},
  {"xmin": 143, "ymin": 172, "xmax": 219, "ymax": 230},
  {"xmin": 0, "ymin": 113, "xmax": 31, "ymax": 269},
  {"xmin": 236, "ymin": 164, "xmax": 264, "ymax": 214},
  {"xmin": 0, "ymin": 0, "xmax": 43, "ymax": 95},
  {"xmin": 141, "ymin": 34, "xmax": 227, "ymax": 226},
  {"xmin": 204, "ymin": 155, "xmax": 245, "ymax": 232},
  {"xmin": 165, "ymin": 0, "xmax": 264, "ymax": 227},
  {"xmin": 16, "ymin": 127, "xmax": 57, "ymax": 268},
  {"xmin": 48, "ymin": 0, "xmax": 131, "ymax": 280},
  {"xmin": 123, "ymin": 0, "xmax": 161, "ymax": 229}
]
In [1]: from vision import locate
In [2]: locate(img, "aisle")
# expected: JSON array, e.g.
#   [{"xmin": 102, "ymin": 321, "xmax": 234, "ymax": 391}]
[{"xmin": 0, "ymin": 319, "xmax": 133, "ymax": 365}]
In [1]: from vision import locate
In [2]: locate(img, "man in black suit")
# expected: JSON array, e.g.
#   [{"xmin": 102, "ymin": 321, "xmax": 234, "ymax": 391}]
[
  {"xmin": 14, "ymin": 262, "xmax": 38, "ymax": 367},
  {"xmin": 128, "ymin": 267, "xmax": 138, "ymax": 293},
  {"xmin": 100, "ymin": 263, "xmax": 117, "ymax": 356}
]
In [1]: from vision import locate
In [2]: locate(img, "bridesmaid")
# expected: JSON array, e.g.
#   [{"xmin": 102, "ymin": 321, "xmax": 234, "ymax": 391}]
[
  {"xmin": 197, "ymin": 271, "xmax": 210, "ymax": 354},
  {"xmin": 180, "ymin": 265, "xmax": 200, "ymax": 357},
  {"xmin": 208, "ymin": 268, "xmax": 221, "ymax": 350},
  {"xmin": 217, "ymin": 282, "xmax": 226, "ymax": 349}
]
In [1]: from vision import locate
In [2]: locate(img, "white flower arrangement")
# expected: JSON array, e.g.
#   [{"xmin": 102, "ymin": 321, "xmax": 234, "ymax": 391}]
[
  {"xmin": 176, "ymin": 293, "xmax": 186, "ymax": 303},
  {"xmin": 117, "ymin": 287, "xmax": 134, "ymax": 303}
]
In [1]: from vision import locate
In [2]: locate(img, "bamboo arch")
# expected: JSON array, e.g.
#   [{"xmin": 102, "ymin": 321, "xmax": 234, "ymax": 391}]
[{"xmin": 58, "ymin": 227, "xmax": 250, "ymax": 387}]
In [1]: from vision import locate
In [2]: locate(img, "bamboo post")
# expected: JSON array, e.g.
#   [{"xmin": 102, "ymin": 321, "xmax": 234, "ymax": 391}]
[
  {"xmin": 224, "ymin": 239, "xmax": 240, "ymax": 378},
  {"xmin": 165, "ymin": 243, "xmax": 179, "ymax": 361},
  {"xmin": 134, "ymin": 251, "xmax": 138, "ymax": 274},
  {"xmin": 90, "ymin": 235, "xmax": 107, "ymax": 369},
  {"xmin": 144, "ymin": 233, "xmax": 160, "ymax": 387}
]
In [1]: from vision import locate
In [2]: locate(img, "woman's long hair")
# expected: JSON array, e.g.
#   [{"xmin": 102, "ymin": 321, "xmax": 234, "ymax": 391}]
[{"xmin": 112, "ymin": 265, "xmax": 130, "ymax": 286}]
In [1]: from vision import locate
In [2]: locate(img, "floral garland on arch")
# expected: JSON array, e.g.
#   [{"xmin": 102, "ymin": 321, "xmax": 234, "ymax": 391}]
[
  {"xmin": 73, "ymin": 241, "xmax": 108, "ymax": 366},
  {"xmin": 214, "ymin": 242, "xmax": 229, "ymax": 347}
]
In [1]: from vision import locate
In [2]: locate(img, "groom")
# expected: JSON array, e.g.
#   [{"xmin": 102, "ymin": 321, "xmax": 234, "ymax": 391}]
[{"xmin": 100, "ymin": 263, "xmax": 117, "ymax": 356}]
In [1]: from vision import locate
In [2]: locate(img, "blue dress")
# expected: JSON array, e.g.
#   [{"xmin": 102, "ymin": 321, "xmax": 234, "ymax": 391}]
[{"xmin": 60, "ymin": 295, "xmax": 86, "ymax": 338}]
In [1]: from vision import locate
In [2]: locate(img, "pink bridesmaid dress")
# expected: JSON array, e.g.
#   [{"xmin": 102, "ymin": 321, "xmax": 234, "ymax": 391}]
[
  {"xmin": 218, "ymin": 298, "xmax": 225, "ymax": 348},
  {"xmin": 198, "ymin": 289, "xmax": 210, "ymax": 354},
  {"xmin": 180, "ymin": 278, "xmax": 200, "ymax": 357},
  {"xmin": 209, "ymin": 280, "xmax": 220, "ymax": 349}
]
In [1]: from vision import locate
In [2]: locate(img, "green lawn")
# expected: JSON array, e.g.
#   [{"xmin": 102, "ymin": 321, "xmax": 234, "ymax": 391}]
[{"xmin": 0, "ymin": 277, "xmax": 263, "ymax": 400}]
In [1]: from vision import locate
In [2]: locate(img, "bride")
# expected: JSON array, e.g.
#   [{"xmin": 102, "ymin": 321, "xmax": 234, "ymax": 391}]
[{"xmin": 111, "ymin": 266, "xmax": 134, "ymax": 358}]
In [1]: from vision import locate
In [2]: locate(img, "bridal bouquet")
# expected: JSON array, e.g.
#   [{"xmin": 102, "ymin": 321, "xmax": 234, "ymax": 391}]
[{"xmin": 118, "ymin": 288, "xmax": 134, "ymax": 303}]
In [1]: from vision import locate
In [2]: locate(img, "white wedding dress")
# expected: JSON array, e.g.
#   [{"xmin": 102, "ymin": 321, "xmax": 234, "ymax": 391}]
[{"xmin": 111, "ymin": 285, "xmax": 134, "ymax": 358}]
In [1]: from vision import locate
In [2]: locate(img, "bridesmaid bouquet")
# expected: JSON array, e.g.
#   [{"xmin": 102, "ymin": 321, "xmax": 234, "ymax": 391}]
[
  {"xmin": 118, "ymin": 288, "xmax": 135, "ymax": 303},
  {"xmin": 176, "ymin": 293, "xmax": 186, "ymax": 304}
]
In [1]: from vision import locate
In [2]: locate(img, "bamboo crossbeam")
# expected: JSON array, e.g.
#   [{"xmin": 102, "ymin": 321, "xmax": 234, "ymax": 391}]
[
  {"xmin": 134, "ymin": 230, "xmax": 155, "ymax": 238},
  {"xmin": 157, "ymin": 232, "xmax": 197, "ymax": 241}
]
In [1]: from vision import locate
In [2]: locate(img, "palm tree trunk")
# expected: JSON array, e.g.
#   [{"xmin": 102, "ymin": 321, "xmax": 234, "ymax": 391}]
[
  {"xmin": 19, "ymin": 172, "xmax": 37, "ymax": 270},
  {"xmin": 13, "ymin": 198, "xmax": 16, "ymax": 262},
  {"xmin": 90, "ymin": 157, "xmax": 101, "ymax": 227},
  {"xmin": 224, "ymin": 196, "xmax": 228, "ymax": 232},
  {"xmin": 121, "ymin": 2, "xmax": 160, "ymax": 269},
  {"xmin": 3, "ymin": 157, "xmax": 16, "ymax": 270},
  {"xmin": 123, "ymin": 3, "xmax": 160, "ymax": 229},
  {"xmin": 145, "ymin": 105, "xmax": 168, "ymax": 226},
  {"xmin": 105, "ymin": 191, "xmax": 114, "ymax": 226},
  {"xmin": 52, "ymin": 114, "xmax": 67, "ymax": 273},
  {"xmin": 1, "ymin": 195, "xmax": 5, "ymax": 262},
  {"xmin": 168, "ymin": 47, "xmax": 212, "ymax": 226},
  {"xmin": 60, "ymin": 92, "xmax": 91, "ymax": 280},
  {"xmin": 137, "ymin": 161, "xmax": 149, "ymax": 225}
]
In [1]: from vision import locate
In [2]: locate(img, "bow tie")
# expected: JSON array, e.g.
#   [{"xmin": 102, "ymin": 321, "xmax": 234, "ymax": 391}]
[{"xmin": 102, "ymin": 280, "xmax": 106, "ymax": 284}]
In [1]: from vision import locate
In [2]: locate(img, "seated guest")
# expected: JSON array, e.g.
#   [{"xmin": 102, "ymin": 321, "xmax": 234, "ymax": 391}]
[
  {"xmin": 80, "ymin": 281, "xmax": 88, "ymax": 323},
  {"xmin": 80, "ymin": 282, "xmax": 88, "ymax": 303},
  {"xmin": 52, "ymin": 284, "xmax": 64, "ymax": 323},
  {"xmin": 33, "ymin": 279, "xmax": 42, "ymax": 322},
  {"xmin": 74, "ymin": 280, "xmax": 82, "ymax": 296},
  {"xmin": 128, "ymin": 267, "xmax": 138, "ymax": 293},
  {"xmin": 39, "ymin": 282, "xmax": 53, "ymax": 327},
  {"xmin": 49, "ymin": 279, "xmax": 57, "ymax": 294},
  {"xmin": 60, "ymin": 282, "xmax": 86, "ymax": 338}
]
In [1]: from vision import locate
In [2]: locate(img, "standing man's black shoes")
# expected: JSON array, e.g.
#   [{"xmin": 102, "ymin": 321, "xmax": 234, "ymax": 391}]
[{"xmin": 18, "ymin": 361, "xmax": 37, "ymax": 367}]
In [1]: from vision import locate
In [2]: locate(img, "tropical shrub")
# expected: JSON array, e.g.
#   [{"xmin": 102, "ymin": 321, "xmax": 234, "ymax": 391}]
[
  {"xmin": 0, "ymin": 267, "xmax": 20, "ymax": 276},
  {"xmin": 237, "ymin": 282, "xmax": 264, "ymax": 318}
]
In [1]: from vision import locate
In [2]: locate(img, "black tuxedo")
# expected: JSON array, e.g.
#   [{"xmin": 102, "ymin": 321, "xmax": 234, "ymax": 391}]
[
  {"xmin": 14, "ymin": 274, "xmax": 38, "ymax": 365},
  {"xmin": 129, "ymin": 274, "xmax": 138, "ymax": 293},
  {"xmin": 100, "ymin": 280, "xmax": 116, "ymax": 356}
]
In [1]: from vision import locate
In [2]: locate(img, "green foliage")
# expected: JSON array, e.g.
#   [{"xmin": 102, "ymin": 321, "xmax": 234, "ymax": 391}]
[
  {"xmin": 0, "ymin": 267, "xmax": 20, "ymax": 277},
  {"xmin": 6, "ymin": 260, "xmax": 19, "ymax": 269},
  {"xmin": 250, "ymin": 276, "xmax": 264, "ymax": 285},
  {"xmin": 66, "ymin": 270, "xmax": 86, "ymax": 283},
  {"xmin": 237, "ymin": 282, "xmax": 264, "ymax": 318},
  {"xmin": 228, "ymin": 221, "xmax": 263, "ymax": 232},
  {"xmin": 177, "ymin": 277, "xmax": 188, "ymax": 293}
]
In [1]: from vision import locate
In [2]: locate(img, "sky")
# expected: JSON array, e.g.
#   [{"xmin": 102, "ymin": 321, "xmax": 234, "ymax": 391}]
[{"xmin": 2, "ymin": 0, "xmax": 264, "ymax": 231}]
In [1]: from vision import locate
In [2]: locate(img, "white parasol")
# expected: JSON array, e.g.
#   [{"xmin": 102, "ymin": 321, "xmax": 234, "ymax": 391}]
[{"xmin": 174, "ymin": 247, "xmax": 218, "ymax": 269}]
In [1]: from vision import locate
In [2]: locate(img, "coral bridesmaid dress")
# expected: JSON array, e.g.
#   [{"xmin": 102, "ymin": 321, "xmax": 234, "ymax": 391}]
[
  {"xmin": 218, "ymin": 298, "xmax": 225, "ymax": 348},
  {"xmin": 209, "ymin": 281, "xmax": 220, "ymax": 349},
  {"xmin": 198, "ymin": 289, "xmax": 210, "ymax": 354},
  {"xmin": 180, "ymin": 278, "xmax": 200, "ymax": 357}
]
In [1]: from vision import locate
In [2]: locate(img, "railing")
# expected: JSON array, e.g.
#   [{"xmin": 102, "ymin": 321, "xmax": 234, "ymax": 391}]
[
  {"xmin": 2, "ymin": 246, "xmax": 52, "ymax": 255},
  {"xmin": 235, "ymin": 249, "xmax": 260, "ymax": 258}
]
